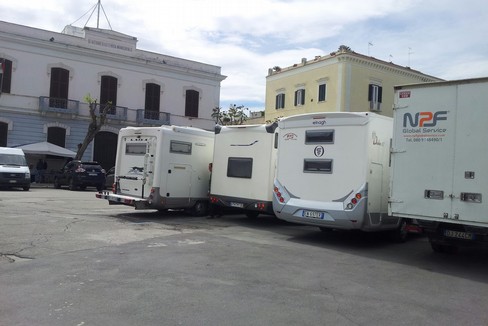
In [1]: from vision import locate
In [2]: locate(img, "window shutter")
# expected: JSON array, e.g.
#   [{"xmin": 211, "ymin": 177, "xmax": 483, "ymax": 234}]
[
  {"xmin": 301, "ymin": 89, "xmax": 306, "ymax": 105},
  {"xmin": 294, "ymin": 90, "xmax": 298, "ymax": 106},
  {"xmin": 368, "ymin": 84, "xmax": 373, "ymax": 101},
  {"xmin": 378, "ymin": 86, "xmax": 383, "ymax": 103}
]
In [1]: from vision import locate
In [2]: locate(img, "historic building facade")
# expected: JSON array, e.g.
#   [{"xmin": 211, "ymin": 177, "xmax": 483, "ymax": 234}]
[
  {"xmin": 0, "ymin": 21, "xmax": 226, "ymax": 169},
  {"xmin": 265, "ymin": 47, "xmax": 441, "ymax": 122}
]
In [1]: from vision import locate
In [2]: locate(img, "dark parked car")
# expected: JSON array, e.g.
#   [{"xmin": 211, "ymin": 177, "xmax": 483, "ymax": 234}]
[
  {"xmin": 105, "ymin": 166, "xmax": 115, "ymax": 190},
  {"xmin": 54, "ymin": 160, "xmax": 106, "ymax": 191}
]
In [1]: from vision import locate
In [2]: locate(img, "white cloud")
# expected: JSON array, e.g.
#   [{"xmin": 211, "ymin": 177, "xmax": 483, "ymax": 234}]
[{"xmin": 1, "ymin": 0, "xmax": 488, "ymax": 110}]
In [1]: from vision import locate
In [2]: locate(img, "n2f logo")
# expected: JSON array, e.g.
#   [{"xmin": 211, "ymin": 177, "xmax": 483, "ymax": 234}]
[{"xmin": 403, "ymin": 111, "xmax": 447, "ymax": 127}]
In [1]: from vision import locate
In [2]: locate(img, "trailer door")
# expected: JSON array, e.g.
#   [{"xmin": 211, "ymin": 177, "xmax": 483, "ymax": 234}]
[
  {"xmin": 166, "ymin": 164, "xmax": 191, "ymax": 199},
  {"xmin": 451, "ymin": 82, "xmax": 488, "ymax": 223}
]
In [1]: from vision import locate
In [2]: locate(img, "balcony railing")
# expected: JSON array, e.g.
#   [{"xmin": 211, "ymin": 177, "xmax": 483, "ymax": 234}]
[
  {"xmin": 39, "ymin": 96, "xmax": 79, "ymax": 114},
  {"xmin": 137, "ymin": 110, "xmax": 170, "ymax": 125},
  {"xmin": 96, "ymin": 103, "xmax": 128, "ymax": 121}
]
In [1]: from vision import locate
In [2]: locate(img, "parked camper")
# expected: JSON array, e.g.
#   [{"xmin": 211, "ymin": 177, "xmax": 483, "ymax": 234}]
[
  {"xmin": 273, "ymin": 112, "xmax": 407, "ymax": 238},
  {"xmin": 209, "ymin": 123, "xmax": 278, "ymax": 218},
  {"xmin": 96, "ymin": 125, "xmax": 214, "ymax": 216},
  {"xmin": 389, "ymin": 77, "xmax": 488, "ymax": 252},
  {"xmin": 0, "ymin": 147, "xmax": 31, "ymax": 191}
]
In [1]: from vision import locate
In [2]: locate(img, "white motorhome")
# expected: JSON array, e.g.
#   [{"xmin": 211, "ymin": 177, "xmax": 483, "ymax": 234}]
[
  {"xmin": 96, "ymin": 125, "xmax": 214, "ymax": 216},
  {"xmin": 0, "ymin": 147, "xmax": 31, "ymax": 191},
  {"xmin": 389, "ymin": 77, "xmax": 488, "ymax": 252},
  {"xmin": 273, "ymin": 112, "xmax": 406, "ymax": 237},
  {"xmin": 209, "ymin": 123, "xmax": 278, "ymax": 217}
]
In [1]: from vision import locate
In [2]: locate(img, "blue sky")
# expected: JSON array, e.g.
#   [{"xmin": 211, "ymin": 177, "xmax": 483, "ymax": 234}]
[{"xmin": 1, "ymin": 0, "xmax": 488, "ymax": 112}]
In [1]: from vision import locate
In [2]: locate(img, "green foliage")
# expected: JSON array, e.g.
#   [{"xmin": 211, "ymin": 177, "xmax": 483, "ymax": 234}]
[{"xmin": 212, "ymin": 104, "xmax": 249, "ymax": 125}]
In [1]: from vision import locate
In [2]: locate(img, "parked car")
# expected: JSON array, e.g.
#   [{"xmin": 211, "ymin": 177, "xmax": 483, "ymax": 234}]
[
  {"xmin": 105, "ymin": 166, "xmax": 115, "ymax": 190},
  {"xmin": 54, "ymin": 160, "xmax": 106, "ymax": 191}
]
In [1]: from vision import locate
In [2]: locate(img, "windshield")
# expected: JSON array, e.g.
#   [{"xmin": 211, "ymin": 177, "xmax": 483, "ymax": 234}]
[{"xmin": 0, "ymin": 153, "xmax": 27, "ymax": 166}]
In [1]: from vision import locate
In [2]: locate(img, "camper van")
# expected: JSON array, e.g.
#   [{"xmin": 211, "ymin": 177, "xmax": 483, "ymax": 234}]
[
  {"xmin": 209, "ymin": 123, "xmax": 278, "ymax": 217},
  {"xmin": 273, "ymin": 112, "xmax": 407, "ymax": 238},
  {"xmin": 0, "ymin": 147, "xmax": 31, "ymax": 191},
  {"xmin": 96, "ymin": 125, "xmax": 214, "ymax": 216}
]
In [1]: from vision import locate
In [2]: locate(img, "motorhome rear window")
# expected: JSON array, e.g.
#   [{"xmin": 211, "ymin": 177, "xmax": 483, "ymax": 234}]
[
  {"xmin": 305, "ymin": 130, "xmax": 334, "ymax": 144},
  {"xmin": 227, "ymin": 157, "xmax": 253, "ymax": 178},
  {"xmin": 304, "ymin": 159, "xmax": 333, "ymax": 173},
  {"xmin": 170, "ymin": 140, "xmax": 192, "ymax": 155},
  {"xmin": 126, "ymin": 143, "xmax": 146, "ymax": 155}
]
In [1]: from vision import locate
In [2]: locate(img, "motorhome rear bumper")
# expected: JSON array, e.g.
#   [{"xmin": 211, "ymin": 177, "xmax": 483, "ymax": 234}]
[
  {"xmin": 209, "ymin": 194, "xmax": 274, "ymax": 215},
  {"xmin": 96, "ymin": 191, "xmax": 150, "ymax": 209}
]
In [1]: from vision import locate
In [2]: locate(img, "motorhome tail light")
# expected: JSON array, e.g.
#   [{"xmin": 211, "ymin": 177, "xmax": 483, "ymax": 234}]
[
  {"xmin": 255, "ymin": 202, "xmax": 266, "ymax": 210},
  {"xmin": 355, "ymin": 193, "xmax": 362, "ymax": 200},
  {"xmin": 209, "ymin": 196, "xmax": 219, "ymax": 204},
  {"xmin": 346, "ymin": 193, "xmax": 363, "ymax": 210}
]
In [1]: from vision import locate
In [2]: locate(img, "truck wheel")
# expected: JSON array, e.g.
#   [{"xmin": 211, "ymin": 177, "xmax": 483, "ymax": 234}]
[{"xmin": 190, "ymin": 201, "xmax": 208, "ymax": 217}]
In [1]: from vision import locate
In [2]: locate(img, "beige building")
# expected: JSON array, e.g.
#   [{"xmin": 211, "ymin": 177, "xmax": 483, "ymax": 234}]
[{"xmin": 265, "ymin": 46, "xmax": 441, "ymax": 122}]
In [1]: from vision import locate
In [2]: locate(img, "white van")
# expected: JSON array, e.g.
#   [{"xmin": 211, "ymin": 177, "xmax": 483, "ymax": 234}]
[
  {"xmin": 273, "ymin": 112, "xmax": 407, "ymax": 238},
  {"xmin": 209, "ymin": 123, "xmax": 278, "ymax": 217},
  {"xmin": 0, "ymin": 147, "xmax": 31, "ymax": 191}
]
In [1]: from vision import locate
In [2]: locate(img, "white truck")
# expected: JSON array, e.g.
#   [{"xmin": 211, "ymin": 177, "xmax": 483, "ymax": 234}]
[
  {"xmin": 273, "ymin": 112, "xmax": 408, "ymax": 239},
  {"xmin": 96, "ymin": 125, "xmax": 214, "ymax": 216},
  {"xmin": 209, "ymin": 123, "xmax": 278, "ymax": 217},
  {"xmin": 389, "ymin": 77, "xmax": 488, "ymax": 252}
]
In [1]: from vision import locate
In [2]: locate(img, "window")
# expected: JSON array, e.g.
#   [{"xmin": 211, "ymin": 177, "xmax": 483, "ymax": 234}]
[
  {"xmin": 275, "ymin": 93, "xmax": 285, "ymax": 109},
  {"xmin": 318, "ymin": 84, "xmax": 327, "ymax": 102},
  {"xmin": 126, "ymin": 143, "xmax": 146, "ymax": 155},
  {"xmin": 49, "ymin": 68, "xmax": 69, "ymax": 109},
  {"xmin": 0, "ymin": 122, "xmax": 7, "ymax": 147},
  {"xmin": 304, "ymin": 159, "xmax": 333, "ymax": 173},
  {"xmin": 145, "ymin": 83, "xmax": 161, "ymax": 120},
  {"xmin": 170, "ymin": 140, "xmax": 192, "ymax": 155},
  {"xmin": 47, "ymin": 127, "xmax": 66, "ymax": 148},
  {"xmin": 305, "ymin": 130, "xmax": 334, "ymax": 144},
  {"xmin": 294, "ymin": 89, "xmax": 305, "ymax": 106},
  {"xmin": 101, "ymin": 75, "xmax": 118, "ymax": 114},
  {"xmin": 368, "ymin": 84, "xmax": 382, "ymax": 111},
  {"xmin": 0, "ymin": 58, "xmax": 12, "ymax": 94},
  {"xmin": 185, "ymin": 90, "xmax": 199, "ymax": 118},
  {"xmin": 227, "ymin": 157, "xmax": 253, "ymax": 178}
]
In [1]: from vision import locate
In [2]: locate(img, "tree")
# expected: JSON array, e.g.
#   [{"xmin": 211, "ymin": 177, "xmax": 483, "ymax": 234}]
[
  {"xmin": 74, "ymin": 94, "xmax": 111, "ymax": 160},
  {"xmin": 212, "ymin": 104, "xmax": 248, "ymax": 125}
]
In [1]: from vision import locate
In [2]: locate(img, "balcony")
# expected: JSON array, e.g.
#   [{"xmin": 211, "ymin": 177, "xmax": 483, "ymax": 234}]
[
  {"xmin": 39, "ymin": 96, "xmax": 79, "ymax": 114},
  {"xmin": 95, "ymin": 103, "xmax": 128, "ymax": 121},
  {"xmin": 137, "ymin": 110, "xmax": 170, "ymax": 125}
]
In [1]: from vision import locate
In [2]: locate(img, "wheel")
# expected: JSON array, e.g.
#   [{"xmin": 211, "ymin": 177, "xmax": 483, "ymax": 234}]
[
  {"xmin": 319, "ymin": 227, "xmax": 333, "ymax": 232},
  {"xmin": 390, "ymin": 219, "xmax": 408, "ymax": 243},
  {"xmin": 68, "ymin": 179, "xmax": 77, "ymax": 191},
  {"xmin": 190, "ymin": 201, "xmax": 208, "ymax": 217},
  {"xmin": 430, "ymin": 241, "xmax": 458, "ymax": 254},
  {"xmin": 96, "ymin": 184, "xmax": 104, "ymax": 191},
  {"xmin": 23, "ymin": 185, "xmax": 30, "ymax": 191},
  {"xmin": 54, "ymin": 178, "xmax": 61, "ymax": 189},
  {"xmin": 80, "ymin": 185, "xmax": 87, "ymax": 191},
  {"xmin": 245, "ymin": 211, "xmax": 259, "ymax": 219}
]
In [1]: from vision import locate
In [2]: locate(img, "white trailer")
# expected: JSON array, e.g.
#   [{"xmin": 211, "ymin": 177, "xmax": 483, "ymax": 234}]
[
  {"xmin": 273, "ymin": 112, "xmax": 407, "ymax": 237},
  {"xmin": 96, "ymin": 125, "xmax": 214, "ymax": 216},
  {"xmin": 389, "ymin": 77, "xmax": 488, "ymax": 252},
  {"xmin": 209, "ymin": 123, "xmax": 278, "ymax": 217}
]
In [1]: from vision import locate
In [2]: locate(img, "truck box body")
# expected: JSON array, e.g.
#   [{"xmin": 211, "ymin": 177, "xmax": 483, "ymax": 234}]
[
  {"xmin": 209, "ymin": 123, "xmax": 278, "ymax": 216},
  {"xmin": 96, "ymin": 125, "xmax": 214, "ymax": 215},
  {"xmin": 273, "ymin": 112, "xmax": 399, "ymax": 231},
  {"xmin": 389, "ymin": 77, "xmax": 488, "ymax": 249}
]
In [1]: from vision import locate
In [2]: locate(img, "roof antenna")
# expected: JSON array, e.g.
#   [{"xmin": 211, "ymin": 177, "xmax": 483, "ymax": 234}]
[{"xmin": 70, "ymin": 0, "xmax": 113, "ymax": 30}]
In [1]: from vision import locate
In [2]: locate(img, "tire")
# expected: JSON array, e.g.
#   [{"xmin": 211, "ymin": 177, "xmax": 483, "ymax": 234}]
[
  {"xmin": 430, "ymin": 241, "xmax": 458, "ymax": 254},
  {"xmin": 190, "ymin": 201, "xmax": 208, "ymax": 217},
  {"xmin": 68, "ymin": 179, "xmax": 77, "ymax": 191},
  {"xmin": 96, "ymin": 184, "xmax": 104, "ymax": 191},
  {"xmin": 80, "ymin": 185, "xmax": 87, "ymax": 191},
  {"xmin": 319, "ymin": 227, "xmax": 333, "ymax": 232},
  {"xmin": 23, "ymin": 185, "xmax": 30, "ymax": 191},
  {"xmin": 245, "ymin": 211, "xmax": 259, "ymax": 219},
  {"xmin": 54, "ymin": 178, "xmax": 61, "ymax": 189}
]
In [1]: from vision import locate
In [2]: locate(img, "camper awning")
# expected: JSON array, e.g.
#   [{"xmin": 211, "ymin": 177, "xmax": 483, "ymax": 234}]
[{"xmin": 14, "ymin": 142, "xmax": 77, "ymax": 158}]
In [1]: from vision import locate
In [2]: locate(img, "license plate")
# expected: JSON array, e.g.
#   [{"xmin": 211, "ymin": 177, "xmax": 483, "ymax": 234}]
[
  {"xmin": 230, "ymin": 202, "xmax": 244, "ymax": 208},
  {"xmin": 89, "ymin": 173, "xmax": 98, "ymax": 176},
  {"xmin": 303, "ymin": 210, "xmax": 324, "ymax": 219},
  {"xmin": 9, "ymin": 180, "xmax": 17, "ymax": 183},
  {"xmin": 444, "ymin": 229, "xmax": 475, "ymax": 240}
]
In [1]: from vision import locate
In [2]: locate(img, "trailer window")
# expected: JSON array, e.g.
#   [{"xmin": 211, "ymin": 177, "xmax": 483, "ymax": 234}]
[
  {"xmin": 126, "ymin": 143, "xmax": 146, "ymax": 155},
  {"xmin": 170, "ymin": 141, "xmax": 192, "ymax": 155},
  {"xmin": 305, "ymin": 130, "xmax": 334, "ymax": 144},
  {"xmin": 304, "ymin": 159, "xmax": 333, "ymax": 173},
  {"xmin": 227, "ymin": 157, "xmax": 253, "ymax": 178}
]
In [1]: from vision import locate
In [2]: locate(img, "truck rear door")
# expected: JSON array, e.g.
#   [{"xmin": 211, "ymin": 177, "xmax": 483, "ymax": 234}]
[{"xmin": 451, "ymin": 82, "xmax": 488, "ymax": 223}]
